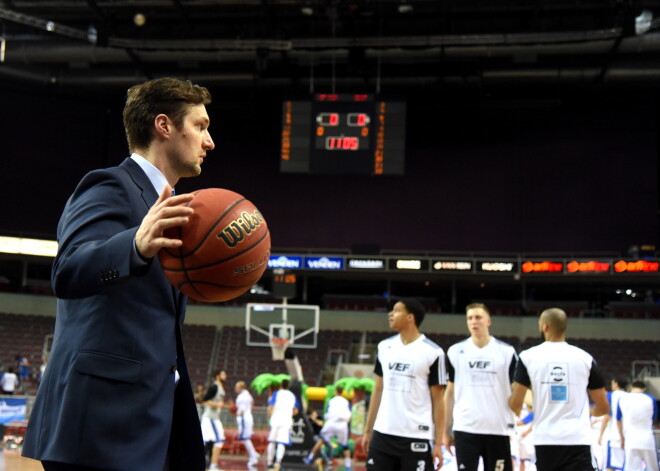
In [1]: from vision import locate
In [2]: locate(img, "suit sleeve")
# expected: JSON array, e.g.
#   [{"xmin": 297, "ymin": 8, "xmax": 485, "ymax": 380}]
[{"xmin": 52, "ymin": 169, "xmax": 148, "ymax": 299}]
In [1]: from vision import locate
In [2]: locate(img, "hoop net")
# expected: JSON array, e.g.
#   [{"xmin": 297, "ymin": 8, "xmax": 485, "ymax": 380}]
[{"xmin": 269, "ymin": 337, "xmax": 289, "ymax": 361}]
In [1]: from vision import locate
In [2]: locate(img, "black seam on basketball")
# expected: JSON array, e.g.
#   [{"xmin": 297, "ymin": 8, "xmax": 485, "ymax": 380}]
[
  {"xmin": 176, "ymin": 196, "xmax": 247, "ymax": 257},
  {"xmin": 161, "ymin": 230, "xmax": 269, "ymax": 272},
  {"xmin": 177, "ymin": 222, "xmax": 208, "ymax": 301}
]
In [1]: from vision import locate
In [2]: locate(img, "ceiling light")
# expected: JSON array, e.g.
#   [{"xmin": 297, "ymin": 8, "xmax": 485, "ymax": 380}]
[{"xmin": 134, "ymin": 13, "xmax": 146, "ymax": 27}]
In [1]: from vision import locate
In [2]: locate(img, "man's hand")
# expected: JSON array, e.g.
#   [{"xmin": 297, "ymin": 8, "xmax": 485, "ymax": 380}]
[
  {"xmin": 361, "ymin": 430, "xmax": 373, "ymax": 455},
  {"xmin": 441, "ymin": 431, "xmax": 454, "ymax": 456},
  {"xmin": 432, "ymin": 443, "xmax": 443, "ymax": 469},
  {"xmin": 135, "ymin": 185, "xmax": 194, "ymax": 259}
]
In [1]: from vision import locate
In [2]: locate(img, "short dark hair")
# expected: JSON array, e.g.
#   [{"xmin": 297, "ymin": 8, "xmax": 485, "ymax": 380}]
[
  {"xmin": 281, "ymin": 379, "xmax": 290, "ymax": 389},
  {"xmin": 612, "ymin": 377, "xmax": 629, "ymax": 390},
  {"xmin": 123, "ymin": 77, "xmax": 212, "ymax": 152},
  {"xmin": 398, "ymin": 297, "xmax": 426, "ymax": 327},
  {"xmin": 212, "ymin": 369, "xmax": 225, "ymax": 380},
  {"xmin": 631, "ymin": 380, "xmax": 646, "ymax": 389}
]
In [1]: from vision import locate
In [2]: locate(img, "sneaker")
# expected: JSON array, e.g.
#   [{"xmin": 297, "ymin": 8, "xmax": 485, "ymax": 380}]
[
  {"xmin": 208, "ymin": 465, "xmax": 219, "ymax": 471},
  {"xmin": 248, "ymin": 455, "xmax": 259, "ymax": 466},
  {"xmin": 303, "ymin": 456, "xmax": 313, "ymax": 465},
  {"xmin": 273, "ymin": 464, "xmax": 281, "ymax": 471}
]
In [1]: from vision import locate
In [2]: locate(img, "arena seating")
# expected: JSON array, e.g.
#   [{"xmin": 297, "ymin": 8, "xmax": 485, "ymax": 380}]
[
  {"xmin": 182, "ymin": 323, "xmax": 218, "ymax": 388},
  {"xmin": 609, "ymin": 301, "xmax": 660, "ymax": 319},
  {"xmin": 321, "ymin": 294, "xmax": 440, "ymax": 313},
  {"xmin": 0, "ymin": 313, "xmax": 55, "ymax": 395},
  {"xmin": 0, "ymin": 312, "xmax": 656, "ymax": 401}
]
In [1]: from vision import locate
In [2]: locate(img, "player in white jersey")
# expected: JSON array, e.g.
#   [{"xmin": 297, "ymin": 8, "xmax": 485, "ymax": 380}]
[
  {"xmin": 616, "ymin": 381, "xmax": 659, "ymax": 471},
  {"xmin": 597, "ymin": 377, "xmax": 628, "ymax": 471},
  {"xmin": 444, "ymin": 303, "xmax": 518, "ymax": 471},
  {"xmin": 267, "ymin": 379, "xmax": 300, "ymax": 470},
  {"xmin": 235, "ymin": 380, "xmax": 260, "ymax": 467},
  {"xmin": 201, "ymin": 370, "xmax": 227, "ymax": 471},
  {"xmin": 304, "ymin": 385, "xmax": 353, "ymax": 470},
  {"xmin": 509, "ymin": 308, "xmax": 609, "ymax": 471},
  {"xmin": 362, "ymin": 298, "xmax": 446, "ymax": 471}
]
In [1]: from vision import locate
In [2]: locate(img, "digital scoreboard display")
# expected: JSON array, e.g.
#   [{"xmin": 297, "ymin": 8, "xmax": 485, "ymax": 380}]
[{"xmin": 280, "ymin": 93, "xmax": 406, "ymax": 175}]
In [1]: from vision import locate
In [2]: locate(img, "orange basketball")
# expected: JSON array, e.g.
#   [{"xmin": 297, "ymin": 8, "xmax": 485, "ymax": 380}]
[{"xmin": 159, "ymin": 188, "xmax": 271, "ymax": 302}]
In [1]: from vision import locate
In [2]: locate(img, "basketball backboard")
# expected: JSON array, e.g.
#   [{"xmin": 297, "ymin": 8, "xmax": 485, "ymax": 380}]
[{"xmin": 245, "ymin": 302, "xmax": 319, "ymax": 348}]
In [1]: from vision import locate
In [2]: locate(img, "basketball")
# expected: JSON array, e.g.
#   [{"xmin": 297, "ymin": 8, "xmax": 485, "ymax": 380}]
[
  {"xmin": 159, "ymin": 188, "xmax": 271, "ymax": 302},
  {"xmin": 229, "ymin": 401, "xmax": 238, "ymax": 415}
]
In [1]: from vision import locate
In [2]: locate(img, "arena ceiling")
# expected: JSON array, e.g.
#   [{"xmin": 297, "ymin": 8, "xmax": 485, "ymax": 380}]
[{"xmin": 3, "ymin": 0, "xmax": 660, "ymax": 95}]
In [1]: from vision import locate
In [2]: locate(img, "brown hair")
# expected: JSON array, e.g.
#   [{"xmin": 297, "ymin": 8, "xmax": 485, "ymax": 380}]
[{"xmin": 123, "ymin": 77, "xmax": 212, "ymax": 152}]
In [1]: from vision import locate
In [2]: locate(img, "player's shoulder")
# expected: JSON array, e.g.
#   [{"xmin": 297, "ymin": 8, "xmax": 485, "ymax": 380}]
[
  {"xmin": 564, "ymin": 342, "xmax": 595, "ymax": 362},
  {"xmin": 491, "ymin": 336, "xmax": 518, "ymax": 354},
  {"xmin": 491, "ymin": 336, "xmax": 514, "ymax": 348},
  {"xmin": 642, "ymin": 392, "xmax": 656, "ymax": 404},
  {"xmin": 519, "ymin": 343, "xmax": 542, "ymax": 360},
  {"xmin": 420, "ymin": 334, "xmax": 443, "ymax": 351}
]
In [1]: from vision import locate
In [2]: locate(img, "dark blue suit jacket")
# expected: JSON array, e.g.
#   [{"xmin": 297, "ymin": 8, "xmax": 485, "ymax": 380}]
[{"xmin": 23, "ymin": 158, "xmax": 205, "ymax": 471}]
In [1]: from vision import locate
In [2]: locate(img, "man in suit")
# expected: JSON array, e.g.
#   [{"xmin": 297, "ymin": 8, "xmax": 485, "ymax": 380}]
[{"xmin": 22, "ymin": 77, "xmax": 215, "ymax": 471}]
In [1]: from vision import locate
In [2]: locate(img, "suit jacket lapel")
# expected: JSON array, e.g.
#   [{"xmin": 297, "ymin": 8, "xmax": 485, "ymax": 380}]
[
  {"xmin": 120, "ymin": 157, "xmax": 160, "ymax": 211},
  {"xmin": 120, "ymin": 157, "xmax": 181, "ymax": 312}
]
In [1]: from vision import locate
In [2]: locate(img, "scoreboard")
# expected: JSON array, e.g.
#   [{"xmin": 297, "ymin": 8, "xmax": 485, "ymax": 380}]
[{"xmin": 280, "ymin": 93, "xmax": 406, "ymax": 175}]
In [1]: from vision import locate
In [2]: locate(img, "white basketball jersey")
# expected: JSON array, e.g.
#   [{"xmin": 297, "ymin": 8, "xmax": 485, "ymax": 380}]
[
  {"xmin": 604, "ymin": 389, "xmax": 626, "ymax": 441},
  {"xmin": 236, "ymin": 389, "xmax": 254, "ymax": 416},
  {"xmin": 616, "ymin": 392, "xmax": 657, "ymax": 451},
  {"xmin": 446, "ymin": 336, "xmax": 518, "ymax": 436},
  {"xmin": 374, "ymin": 334, "xmax": 446, "ymax": 440},
  {"xmin": 325, "ymin": 395, "xmax": 352, "ymax": 424},
  {"xmin": 516, "ymin": 341, "xmax": 605, "ymax": 446},
  {"xmin": 268, "ymin": 389, "xmax": 299, "ymax": 428}
]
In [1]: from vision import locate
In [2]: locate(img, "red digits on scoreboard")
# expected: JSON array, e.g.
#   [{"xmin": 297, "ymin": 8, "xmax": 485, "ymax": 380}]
[
  {"xmin": 329, "ymin": 113, "xmax": 339, "ymax": 125},
  {"xmin": 325, "ymin": 136, "xmax": 359, "ymax": 150}
]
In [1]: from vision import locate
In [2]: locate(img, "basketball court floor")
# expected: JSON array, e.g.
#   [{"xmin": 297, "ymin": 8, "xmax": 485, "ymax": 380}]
[{"xmin": 0, "ymin": 452, "xmax": 367, "ymax": 471}]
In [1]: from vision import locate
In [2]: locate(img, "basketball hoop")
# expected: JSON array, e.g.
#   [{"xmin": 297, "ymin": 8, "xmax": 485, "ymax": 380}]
[{"xmin": 269, "ymin": 337, "xmax": 289, "ymax": 361}]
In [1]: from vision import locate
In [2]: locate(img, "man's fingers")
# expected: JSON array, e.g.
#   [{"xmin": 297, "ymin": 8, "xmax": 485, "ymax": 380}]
[
  {"xmin": 149, "ymin": 236, "xmax": 184, "ymax": 251},
  {"xmin": 164, "ymin": 192, "xmax": 194, "ymax": 206}
]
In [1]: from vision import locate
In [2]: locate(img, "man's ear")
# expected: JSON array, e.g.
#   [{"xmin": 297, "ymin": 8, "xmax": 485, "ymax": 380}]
[{"xmin": 154, "ymin": 114, "xmax": 171, "ymax": 139}]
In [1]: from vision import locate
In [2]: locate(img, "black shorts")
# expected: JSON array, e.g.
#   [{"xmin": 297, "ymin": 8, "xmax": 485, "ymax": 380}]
[
  {"xmin": 535, "ymin": 445, "xmax": 598, "ymax": 471},
  {"xmin": 453, "ymin": 430, "xmax": 512, "ymax": 471},
  {"xmin": 366, "ymin": 430, "xmax": 435, "ymax": 471}
]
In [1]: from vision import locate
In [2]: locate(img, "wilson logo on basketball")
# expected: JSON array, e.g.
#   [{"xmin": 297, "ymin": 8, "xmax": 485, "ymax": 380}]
[
  {"xmin": 217, "ymin": 210, "xmax": 265, "ymax": 247},
  {"xmin": 234, "ymin": 250, "xmax": 271, "ymax": 275}
]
